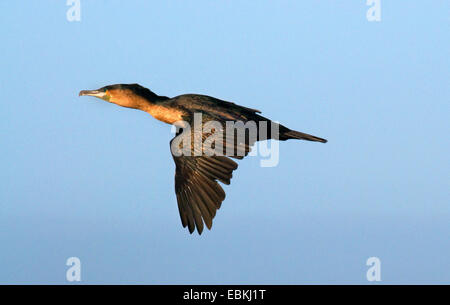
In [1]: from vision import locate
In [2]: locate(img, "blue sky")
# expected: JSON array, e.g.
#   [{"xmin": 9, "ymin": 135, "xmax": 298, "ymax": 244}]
[{"xmin": 0, "ymin": 1, "xmax": 448, "ymax": 284}]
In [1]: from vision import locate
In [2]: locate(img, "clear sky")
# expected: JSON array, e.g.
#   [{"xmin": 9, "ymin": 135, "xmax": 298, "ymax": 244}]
[{"xmin": 0, "ymin": 1, "xmax": 448, "ymax": 284}]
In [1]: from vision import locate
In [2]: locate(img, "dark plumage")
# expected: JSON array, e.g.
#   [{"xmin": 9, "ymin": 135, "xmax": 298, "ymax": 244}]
[{"xmin": 79, "ymin": 83, "xmax": 327, "ymax": 234}]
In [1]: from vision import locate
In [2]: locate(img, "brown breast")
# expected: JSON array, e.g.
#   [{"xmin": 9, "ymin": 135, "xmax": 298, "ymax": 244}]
[{"xmin": 148, "ymin": 105, "xmax": 185, "ymax": 125}]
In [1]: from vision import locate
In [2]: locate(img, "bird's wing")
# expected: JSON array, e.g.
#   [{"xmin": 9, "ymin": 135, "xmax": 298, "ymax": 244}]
[
  {"xmin": 169, "ymin": 106, "xmax": 264, "ymax": 234},
  {"xmin": 170, "ymin": 135, "xmax": 238, "ymax": 234},
  {"xmin": 185, "ymin": 113, "xmax": 261, "ymax": 160},
  {"xmin": 175, "ymin": 94, "xmax": 262, "ymax": 119}
]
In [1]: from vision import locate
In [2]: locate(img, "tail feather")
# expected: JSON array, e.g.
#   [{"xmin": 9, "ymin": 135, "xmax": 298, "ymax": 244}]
[{"xmin": 282, "ymin": 129, "xmax": 327, "ymax": 143}]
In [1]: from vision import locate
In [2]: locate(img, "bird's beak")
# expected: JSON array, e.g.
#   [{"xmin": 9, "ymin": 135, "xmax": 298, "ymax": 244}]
[{"xmin": 79, "ymin": 89, "xmax": 106, "ymax": 98}]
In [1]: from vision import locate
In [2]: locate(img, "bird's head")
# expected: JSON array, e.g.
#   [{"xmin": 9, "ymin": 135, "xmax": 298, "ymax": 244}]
[{"xmin": 79, "ymin": 83, "xmax": 153, "ymax": 110}]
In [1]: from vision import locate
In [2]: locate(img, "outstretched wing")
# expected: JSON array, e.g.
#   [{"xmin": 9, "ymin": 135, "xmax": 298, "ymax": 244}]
[
  {"xmin": 169, "ymin": 109, "xmax": 265, "ymax": 234},
  {"xmin": 170, "ymin": 135, "xmax": 238, "ymax": 234}
]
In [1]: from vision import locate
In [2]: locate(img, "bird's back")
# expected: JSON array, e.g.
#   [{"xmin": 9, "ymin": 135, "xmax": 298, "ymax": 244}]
[{"xmin": 167, "ymin": 94, "xmax": 262, "ymax": 122}]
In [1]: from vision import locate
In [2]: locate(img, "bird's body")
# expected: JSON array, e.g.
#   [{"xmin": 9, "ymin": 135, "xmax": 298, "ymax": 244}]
[{"xmin": 79, "ymin": 83, "xmax": 327, "ymax": 234}]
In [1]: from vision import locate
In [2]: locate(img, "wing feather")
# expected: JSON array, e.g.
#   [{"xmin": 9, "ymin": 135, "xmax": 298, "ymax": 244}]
[{"xmin": 170, "ymin": 116, "xmax": 259, "ymax": 234}]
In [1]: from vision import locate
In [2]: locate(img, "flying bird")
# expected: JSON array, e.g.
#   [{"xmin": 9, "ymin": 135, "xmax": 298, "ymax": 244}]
[{"xmin": 79, "ymin": 83, "xmax": 326, "ymax": 234}]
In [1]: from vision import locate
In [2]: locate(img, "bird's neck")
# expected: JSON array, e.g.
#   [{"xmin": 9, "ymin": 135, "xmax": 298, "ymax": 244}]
[
  {"xmin": 109, "ymin": 88, "xmax": 181, "ymax": 124},
  {"xmin": 133, "ymin": 93, "xmax": 183, "ymax": 124},
  {"xmin": 144, "ymin": 101, "xmax": 185, "ymax": 125},
  {"xmin": 108, "ymin": 88, "xmax": 167, "ymax": 111},
  {"xmin": 139, "ymin": 94, "xmax": 168, "ymax": 112}
]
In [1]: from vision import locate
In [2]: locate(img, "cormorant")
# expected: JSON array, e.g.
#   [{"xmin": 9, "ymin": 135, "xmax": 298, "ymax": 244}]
[{"xmin": 79, "ymin": 83, "xmax": 327, "ymax": 234}]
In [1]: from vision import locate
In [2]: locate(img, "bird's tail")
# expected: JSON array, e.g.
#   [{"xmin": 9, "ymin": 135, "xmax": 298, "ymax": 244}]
[{"xmin": 280, "ymin": 127, "xmax": 327, "ymax": 143}]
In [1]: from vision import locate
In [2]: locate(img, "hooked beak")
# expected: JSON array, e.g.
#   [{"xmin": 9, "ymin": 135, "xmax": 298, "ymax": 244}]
[{"xmin": 79, "ymin": 89, "xmax": 106, "ymax": 98}]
